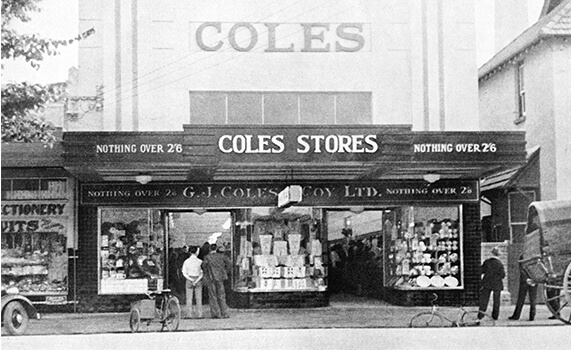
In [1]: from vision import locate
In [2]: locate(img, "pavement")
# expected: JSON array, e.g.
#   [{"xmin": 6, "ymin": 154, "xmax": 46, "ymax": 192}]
[{"xmin": 2, "ymin": 294, "xmax": 566, "ymax": 336}]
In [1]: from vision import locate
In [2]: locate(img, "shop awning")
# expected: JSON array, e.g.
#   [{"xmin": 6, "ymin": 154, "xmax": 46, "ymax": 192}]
[
  {"xmin": 51, "ymin": 125, "xmax": 529, "ymax": 183},
  {"xmin": 480, "ymin": 146, "xmax": 540, "ymax": 192}
]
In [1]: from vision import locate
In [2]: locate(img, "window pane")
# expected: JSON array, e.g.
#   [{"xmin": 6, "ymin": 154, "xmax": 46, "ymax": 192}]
[
  {"xmin": 228, "ymin": 93, "xmax": 262, "ymax": 124},
  {"xmin": 264, "ymin": 93, "xmax": 298, "ymax": 124},
  {"xmin": 1, "ymin": 179, "xmax": 11, "ymax": 200},
  {"xmin": 336, "ymin": 93, "xmax": 372, "ymax": 124},
  {"xmin": 12, "ymin": 179, "xmax": 39, "ymax": 191},
  {"xmin": 300, "ymin": 93, "xmax": 334, "ymax": 124},
  {"xmin": 190, "ymin": 92, "xmax": 226, "ymax": 124}
]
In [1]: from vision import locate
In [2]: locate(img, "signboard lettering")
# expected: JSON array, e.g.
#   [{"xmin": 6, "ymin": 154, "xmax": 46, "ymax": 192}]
[
  {"xmin": 2, "ymin": 203, "xmax": 66, "ymax": 216},
  {"xmin": 414, "ymin": 143, "xmax": 497, "ymax": 153},
  {"xmin": 81, "ymin": 180, "xmax": 479, "ymax": 206},
  {"xmin": 192, "ymin": 22, "xmax": 368, "ymax": 53},
  {"xmin": 96, "ymin": 144, "xmax": 183, "ymax": 154},
  {"xmin": 217, "ymin": 134, "xmax": 378, "ymax": 154}
]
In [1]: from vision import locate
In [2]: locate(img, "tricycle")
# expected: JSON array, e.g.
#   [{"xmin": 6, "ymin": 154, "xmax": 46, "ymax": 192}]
[
  {"xmin": 520, "ymin": 199, "xmax": 571, "ymax": 324},
  {"xmin": 1, "ymin": 286, "xmax": 39, "ymax": 335},
  {"xmin": 129, "ymin": 288, "xmax": 181, "ymax": 332}
]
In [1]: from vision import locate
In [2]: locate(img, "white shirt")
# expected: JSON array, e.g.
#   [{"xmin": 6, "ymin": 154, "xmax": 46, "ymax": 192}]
[{"xmin": 182, "ymin": 255, "xmax": 203, "ymax": 280}]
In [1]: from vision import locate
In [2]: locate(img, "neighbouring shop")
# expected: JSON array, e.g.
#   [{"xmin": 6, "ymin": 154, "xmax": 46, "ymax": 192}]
[
  {"xmin": 55, "ymin": 125, "xmax": 527, "ymax": 311},
  {"xmin": 1, "ymin": 141, "xmax": 76, "ymax": 308}
]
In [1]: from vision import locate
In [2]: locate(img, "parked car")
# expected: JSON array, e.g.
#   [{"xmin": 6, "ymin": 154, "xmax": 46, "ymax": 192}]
[{"xmin": 1, "ymin": 286, "xmax": 39, "ymax": 335}]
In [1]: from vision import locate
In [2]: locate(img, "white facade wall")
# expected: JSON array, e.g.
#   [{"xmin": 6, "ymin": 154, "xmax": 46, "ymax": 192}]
[
  {"xmin": 73, "ymin": 0, "xmax": 479, "ymax": 132},
  {"xmin": 479, "ymin": 38, "xmax": 571, "ymax": 200}
]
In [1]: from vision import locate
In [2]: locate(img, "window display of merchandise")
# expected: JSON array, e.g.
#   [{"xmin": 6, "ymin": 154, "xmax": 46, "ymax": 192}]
[
  {"xmin": 99, "ymin": 209, "xmax": 165, "ymax": 294},
  {"xmin": 234, "ymin": 208, "xmax": 326, "ymax": 292},
  {"xmin": 1, "ymin": 233, "xmax": 68, "ymax": 295},
  {"xmin": 385, "ymin": 206, "xmax": 463, "ymax": 290}
]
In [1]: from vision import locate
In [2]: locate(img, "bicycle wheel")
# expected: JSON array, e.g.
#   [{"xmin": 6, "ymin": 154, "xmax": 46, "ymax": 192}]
[
  {"xmin": 129, "ymin": 308, "xmax": 141, "ymax": 332},
  {"xmin": 409, "ymin": 312, "xmax": 447, "ymax": 327},
  {"xmin": 163, "ymin": 296, "xmax": 181, "ymax": 331},
  {"xmin": 460, "ymin": 310, "xmax": 495, "ymax": 327}
]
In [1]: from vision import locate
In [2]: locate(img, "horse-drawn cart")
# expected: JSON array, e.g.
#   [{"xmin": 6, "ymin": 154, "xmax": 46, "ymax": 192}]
[{"xmin": 520, "ymin": 200, "xmax": 571, "ymax": 324}]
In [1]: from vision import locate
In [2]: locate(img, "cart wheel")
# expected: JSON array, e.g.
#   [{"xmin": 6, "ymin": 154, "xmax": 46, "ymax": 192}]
[
  {"xmin": 409, "ymin": 312, "xmax": 447, "ymax": 327},
  {"xmin": 129, "ymin": 308, "xmax": 141, "ymax": 332},
  {"xmin": 163, "ymin": 297, "xmax": 181, "ymax": 331},
  {"xmin": 543, "ymin": 263, "xmax": 571, "ymax": 325},
  {"xmin": 460, "ymin": 310, "xmax": 495, "ymax": 327},
  {"xmin": 564, "ymin": 262, "xmax": 571, "ymax": 307},
  {"xmin": 2, "ymin": 301, "xmax": 29, "ymax": 336}
]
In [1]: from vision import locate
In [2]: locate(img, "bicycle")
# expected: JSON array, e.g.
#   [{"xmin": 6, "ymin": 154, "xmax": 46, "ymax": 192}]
[
  {"xmin": 129, "ymin": 289, "xmax": 181, "ymax": 332},
  {"xmin": 409, "ymin": 293, "xmax": 496, "ymax": 327}
]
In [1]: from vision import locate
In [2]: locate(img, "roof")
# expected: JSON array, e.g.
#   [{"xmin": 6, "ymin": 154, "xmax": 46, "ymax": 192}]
[
  {"xmin": 479, "ymin": 0, "xmax": 571, "ymax": 79},
  {"xmin": 1, "ymin": 142, "xmax": 64, "ymax": 167},
  {"xmin": 529, "ymin": 199, "xmax": 571, "ymax": 226},
  {"xmin": 480, "ymin": 146, "xmax": 540, "ymax": 192}
]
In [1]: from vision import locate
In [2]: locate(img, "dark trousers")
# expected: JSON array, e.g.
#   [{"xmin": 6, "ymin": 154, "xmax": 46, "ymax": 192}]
[
  {"xmin": 206, "ymin": 279, "xmax": 229, "ymax": 318},
  {"xmin": 511, "ymin": 282, "xmax": 538, "ymax": 320},
  {"xmin": 479, "ymin": 287, "xmax": 501, "ymax": 320}
]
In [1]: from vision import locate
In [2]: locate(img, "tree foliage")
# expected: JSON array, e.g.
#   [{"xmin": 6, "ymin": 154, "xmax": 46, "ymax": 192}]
[
  {"xmin": 1, "ymin": 0, "xmax": 94, "ymax": 146},
  {"xmin": 1, "ymin": 82, "xmax": 63, "ymax": 145}
]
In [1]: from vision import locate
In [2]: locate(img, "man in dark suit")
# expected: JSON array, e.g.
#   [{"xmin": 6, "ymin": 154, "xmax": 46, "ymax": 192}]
[
  {"xmin": 509, "ymin": 255, "xmax": 537, "ymax": 321},
  {"xmin": 478, "ymin": 246, "xmax": 505, "ymax": 320},
  {"xmin": 203, "ymin": 243, "xmax": 232, "ymax": 318}
]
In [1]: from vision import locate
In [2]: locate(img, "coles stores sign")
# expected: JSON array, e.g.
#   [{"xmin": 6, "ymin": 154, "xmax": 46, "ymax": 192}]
[{"xmin": 218, "ymin": 134, "xmax": 379, "ymax": 154}]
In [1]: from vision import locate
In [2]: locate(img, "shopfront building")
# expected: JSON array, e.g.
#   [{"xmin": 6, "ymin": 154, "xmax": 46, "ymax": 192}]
[
  {"xmin": 60, "ymin": 125, "xmax": 526, "ymax": 311},
  {"xmin": 1, "ymin": 141, "xmax": 76, "ymax": 308}
]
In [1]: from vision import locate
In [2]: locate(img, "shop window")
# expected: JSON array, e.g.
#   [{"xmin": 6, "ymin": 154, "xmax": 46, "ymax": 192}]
[
  {"xmin": 1, "ymin": 232, "xmax": 68, "ymax": 296},
  {"xmin": 98, "ymin": 208, "xmax": 165, "ymax": 294},
  {"xmin": 1, "ymin": 177, "xmax": 71, "ymax": 298},
  {"xmin": 515, "ymin": 61, "xmax": 526, "ymax": 124},
  {"xmin": 234, "ymin": 207, "xmax": 326, "ymax": 292},
  {"xmin": 384, "ymin": 206, "xmax": 463, "ymax": 290}
]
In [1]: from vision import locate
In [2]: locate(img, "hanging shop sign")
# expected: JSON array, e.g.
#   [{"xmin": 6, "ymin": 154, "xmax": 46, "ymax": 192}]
[
  {"xmin": 278, "ymin": 185, "xmax": 303, "ymax": 208},
  {"xmin": 80, "ymin": 180, "xmax": 479, "ymax": 206}
]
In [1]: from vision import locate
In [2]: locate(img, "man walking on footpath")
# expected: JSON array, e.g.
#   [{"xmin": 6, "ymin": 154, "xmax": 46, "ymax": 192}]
[
  {"xmin": 182, "ymin": 246, "xmax": 204, "ymax": 318},
  {"xmin": 478, "ymin": 246, "xmax": 505, "ymax": 320},
  {"xmin": 203, "ymin": 243, "xmax": 231, "ymax": 318}
]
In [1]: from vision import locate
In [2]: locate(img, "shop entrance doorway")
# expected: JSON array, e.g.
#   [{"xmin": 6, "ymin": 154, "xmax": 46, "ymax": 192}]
[
  {"xmin": 326, "ymin": 209, "xmax": 385, "ymax": 300},
  {"xmin": 165, "ymin": 211, "xmax": 232, "ymax": 307}
]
